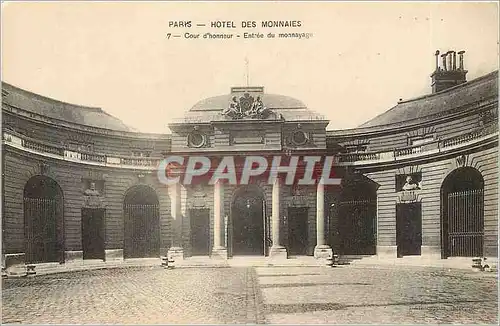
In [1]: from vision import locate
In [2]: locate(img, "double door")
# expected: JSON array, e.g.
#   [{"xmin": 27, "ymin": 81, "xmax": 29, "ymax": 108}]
[
  {"xmin": 396, "ymin": 203, "xmax": 422, "ymax": 257},
  {"xmin": 82, "ymin": 208, "xmax": 105, "ymax": 260}
]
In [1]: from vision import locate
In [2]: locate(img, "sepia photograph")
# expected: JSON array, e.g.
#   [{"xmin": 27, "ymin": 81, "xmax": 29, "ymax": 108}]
[{"xmin": 1, "ymin": 1, "xmax": 498, "ymax": 324}]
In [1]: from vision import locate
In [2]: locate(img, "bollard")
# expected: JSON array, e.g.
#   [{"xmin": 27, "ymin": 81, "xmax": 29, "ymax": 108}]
[
  {"xmin": 472, "ymin": 257, "xmax": 489, "ymax": 271},
  {"xmin": 482, "ymin": 257, "xmax": 490, "ymax": 271},
  {"xmin": 161, "ymin": 256, "xmax": 169, "ymax": 268},
  {"xmin": 332, "ymin": 254, "xmax": 340, "ymax": 266},
  {"xmin": 167, "ymin": 255, "xmax": 175, "ymax": 269},
  {"xmin": 26, "ymin": 264, "xmax": 36, "ymax": 277},
  {"xmin": 472, "ymin": 257, "xmax": 482, "ymax": 270},
  {"xmin": 2, "ymin": 266, "xmax": 7, "ymax": 279}
]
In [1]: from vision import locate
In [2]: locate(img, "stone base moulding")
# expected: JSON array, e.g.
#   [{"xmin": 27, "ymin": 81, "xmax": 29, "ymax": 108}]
[
  {"xmin": 211, "ymin": 247, "xmax": 228, "ymax": 260},
  {"xmin": 3, "ymin": 253, "xmax": 26, "ymax": 276},
  {"xmin": 64, "ymin": 250, "xmax": 84, "ymax": 263},
  {"xmin": 421, "ymin": 246, "xmax": 442, "ymax": 259},
  {"xmin": 3, "ymin": 253, "xmax": 26, "ymax": 268},
  {"xmin": 376, "ymin": 245, "xmax": 398, "ymax": 258},
  {"xmin": 314, "ymin": 245, "xmax": 333, "ymax": 266},
  {"xmin": 268, "ymin": 246, "xmax": 288, "ymax": 259},
  {"xmin": 167, "ymin": 247, "xmax": 185, "ymax": 261},
  {"xmin": 105, "ymin": 249, "xmax": 124, "ymax": 262},
  {"xmin": 314, "ymin": 244, "xmax": 333, "ymax": 258}
]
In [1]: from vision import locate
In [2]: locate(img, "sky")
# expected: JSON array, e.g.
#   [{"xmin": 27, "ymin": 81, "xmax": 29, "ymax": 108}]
[{"xmin": 2, "ymin": 1, "xmax": 499, "ymax": 133}]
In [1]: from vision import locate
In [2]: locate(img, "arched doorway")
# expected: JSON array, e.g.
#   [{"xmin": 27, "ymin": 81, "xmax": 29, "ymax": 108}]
[
  {"xmin": 123, "ymin": 185, "xmax": 160, "ymax": 258},
  {"xmin": 24, "ymin": 175, "xmax": 64, "ymax": 264},
  {"xmin": 441, "ymin": 167, "xmax": 484, "ymax": 258},
  {"xmin": 229, "ymin": 185, "xmax": 266, "ymax": 256},
  {"xmin": 335, "ymin": 175, "xmax": 377, "ymax": 255}
]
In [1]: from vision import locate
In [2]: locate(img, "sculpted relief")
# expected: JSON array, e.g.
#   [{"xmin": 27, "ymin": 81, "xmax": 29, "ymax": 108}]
[
  {"xmin": 83, "ymin": 180, "xmax": 104, "ymax": 208},
  {"xmin": 402, "ymin": 175, "xmax": 421, "ymax": 191},
  {"xmin": 222, "ymin": 93, "xmax": 273, "ymax": 119},
  {"xmin": 396, "ymin": 173, "xmax": 422, "ymax": 192}
]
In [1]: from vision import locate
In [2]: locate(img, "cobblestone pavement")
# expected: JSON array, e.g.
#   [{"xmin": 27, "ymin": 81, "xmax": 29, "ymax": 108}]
[
  {"xmin": 255, "ymin": 265, "xmax": 498, "ymax": 324},
  {"xmin": 2, "ymin": 265, "xmax": 498, "ymax": 324},
  {"xmin": 2, "ymin": 266, "xmax": 264, "ymax": 324}
]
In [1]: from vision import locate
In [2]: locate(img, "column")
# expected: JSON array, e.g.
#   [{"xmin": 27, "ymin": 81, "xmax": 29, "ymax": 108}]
[
  {"xmin": 314, "ymin": 178, "xmax": 333, "ymax": 260},
  {"xmin": 211, "ymin": 179, "xmax": 227, "ymax": 259},
  {"xmin": 269, "ymin": 177, "xmax": 287, "ymax": 259},
  {"xmin": 167, "ymin": 182, "xmax": 184, "ymax": 261}
]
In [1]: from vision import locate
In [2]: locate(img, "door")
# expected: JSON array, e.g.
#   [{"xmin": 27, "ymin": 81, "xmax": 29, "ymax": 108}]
[
  {"xmin": 287, "ymin": 207, "xmax": 308, "ymax": 255},
  {"xmin": 232, "ymin": 198, "xmax": 264, "ymax": 255},
  {"xmin": 190, "ymin": 208, "xmax": 210, "ymax": 255},
  {"xmin": 396, "ymin": 203, "xmax": 422, "ymax": 257},
  {"xmin": 338, "ymin": 201, "xmax": 376, "ymax": 255},
  {"xmin": 82, "ymin": 208, "xmax": 105, "ymax": 260}
]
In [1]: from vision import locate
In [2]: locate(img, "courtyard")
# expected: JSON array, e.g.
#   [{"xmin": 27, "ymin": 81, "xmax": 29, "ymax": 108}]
[{"xmin": 1, "ymin": 264, "xmax": 498, "ymax": 324}]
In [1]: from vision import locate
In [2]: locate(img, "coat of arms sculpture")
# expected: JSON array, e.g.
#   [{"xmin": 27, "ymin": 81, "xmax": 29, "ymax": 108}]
[{"xmin": 222, "ymin": 93, "xmax": 273, "ymax": 119}]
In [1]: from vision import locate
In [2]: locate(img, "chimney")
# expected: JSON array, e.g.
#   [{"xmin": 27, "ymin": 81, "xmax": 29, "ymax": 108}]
[
  {"xmin": 430, "ymin": 49, "xmax": 468, "ymax": 93},
  {"xmin": 458, "ymin": 50, "xmax": 465, "ymax": 70}
]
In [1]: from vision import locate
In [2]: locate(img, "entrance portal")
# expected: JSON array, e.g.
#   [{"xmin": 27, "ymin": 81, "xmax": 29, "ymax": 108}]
[
  {"xmin": 123, "ymin": 185, "xmax": 160, "ymax": 258},
  {"xmin": 23, "ymin": 175, "xmax": 64, "ymax": 264},
  {"xmin": 396, "ymin": 203, "xmax": 422, "ymax": 257},
  {"xmin": 287, "ymin": 207, "xmax": 308, "ymax": 255},
  {"xmin": 230, "ymin": 186, "xmax": 266, "ymax": 256},
  {"xmin": 441, "ymin": 167, "xmax": 484, "ymax": 258}
]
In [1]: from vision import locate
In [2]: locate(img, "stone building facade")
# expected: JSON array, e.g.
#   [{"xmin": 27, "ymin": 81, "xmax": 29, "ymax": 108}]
[{"xmin": 2, "ymin": 51, "xmax": 498, "ymax": 269}]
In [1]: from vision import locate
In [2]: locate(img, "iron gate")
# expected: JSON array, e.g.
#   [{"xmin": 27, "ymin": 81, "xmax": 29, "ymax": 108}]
[
  {"xmin": 337, "ymin": 199, "xmax": 377, "ymax": 255},
  {"xmin": 24, "ymin": 197, "xmax": 60, "ymax": 263},
  {"xmin": 447, "ymin": 189, "xmax": 484, "ymax": 257},
  {"xmin": 124, "ymin": 203, "xmax": 160, "ymax": 258}
]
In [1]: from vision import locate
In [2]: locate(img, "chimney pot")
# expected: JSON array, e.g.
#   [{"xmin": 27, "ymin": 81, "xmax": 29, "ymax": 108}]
[
  {"xmin": 441, "ymin": 53, "xmax": 448, "ymax": 71},
  {"xmin": 458, "ymin": 50, "xmax": 465, "ymax": 70},
  {"xmin": 447, "ymin": 51, "xmax": 453, "ymax": 71},
  {"xmin": 434, "ymin": 50, "xmax": 441, "ymax": 71}
]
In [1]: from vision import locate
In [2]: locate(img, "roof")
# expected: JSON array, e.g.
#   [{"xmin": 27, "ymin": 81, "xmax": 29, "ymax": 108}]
[
  {"xmin": 173, "ymin": 87, "xmax": 327, "ymax": 124},
  {"xmin": 191, "ymin": 93, "xmax": 307, "ymax": 111},
  {"xmin": 359, "ymin": 70, "xmax": 498, "ymax": 128},
  {"xmin": 1, "ymin": 82, "xmax": 131, "ymax": 131}
]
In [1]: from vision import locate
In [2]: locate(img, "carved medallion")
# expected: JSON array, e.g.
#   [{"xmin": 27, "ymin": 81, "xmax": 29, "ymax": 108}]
[
  {"xmin": 290, "ymin": 130, "xmax": 309, "ymax": 146},
  {"xmin": 188, "ymin": 132, "xmax": 207, "ymax": 148}
]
